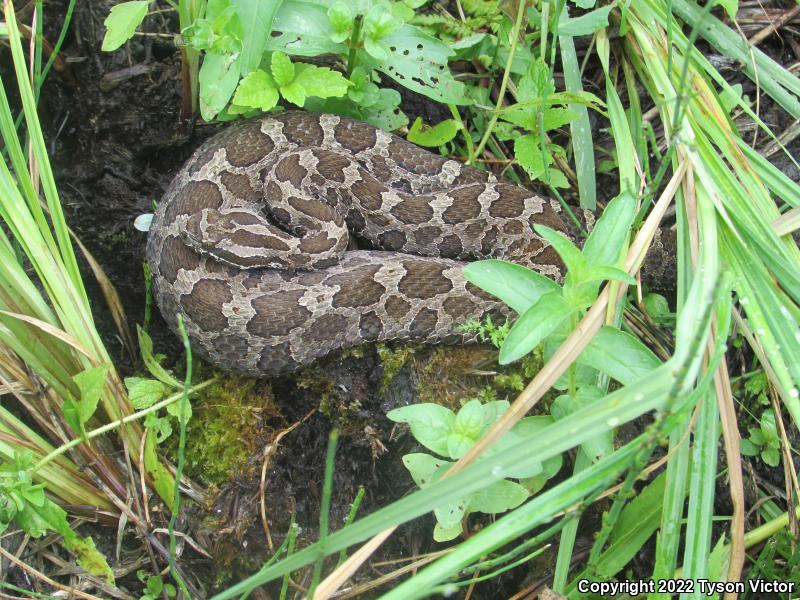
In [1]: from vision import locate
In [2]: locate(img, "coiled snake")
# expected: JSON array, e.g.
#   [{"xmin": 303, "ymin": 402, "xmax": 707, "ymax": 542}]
[{"xmin": 147, "ymin": 112, "xmax": 659, "ymax": 377}]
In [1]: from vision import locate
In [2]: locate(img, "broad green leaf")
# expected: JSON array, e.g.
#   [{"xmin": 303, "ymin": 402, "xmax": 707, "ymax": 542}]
[
  {"xmin": 363, "ymin": 37, "xmax": 389, "ymax": 61},
  {"xmin": 280, "ymin": 81, "xmax": 306, "ymax": 106},
  {"xmin": 387, "ymin": 404, "xmax": 455, "ymax": 456},
  {"xmin": 233, "ymin": 69, "xmax": 279, "ymax": 110},
  {"xmin": 463, "ymin": 259, "xmax": 560, "ymax": 315},
  {"xmin": 541, "ymin": 107, "xmax": 579, "ymax": 132},
  {"xmin": 166, "ymin": 394, "xmax": 192, "ymax": 422},
  {"xmin": 578, "ymin": 326, "xmax": 660, "ymax": 385},
  {"xmin": 101, "ymin": 1, "xmax": 148, "ymax": 52},
  {"xmin": 232, "ymin": 0, "xmax": 283, "ymax": 74},
  {"xmin": 402, "ymin": 453, "xmax": 451, "ymax": 489},
  {"xmin": 73, "ymin": 363, "xmax": 110, "ymax": 424},
  {"xmin": 468, "ymin": 479, "xmax": 529, "ymax": 514},
  {"xmin": 293, "ymin": 64, "xmax": 351, "ymax": 98},
  {"xmin": 364, "ymin": 4, "xmax": 402, "ymax": 41},
  {"xmin": 125, "ymin": 377, "xmax": 166, "ymax": 409},
  {"xmin": 453, "ymin": 399, "xmax": 484, "ymax": 440},
  {"xmin": 498, "ymin": 416, "xmax": 562, "ymax": 479},
  {"xmin": 557, "ymin": 4, "xmax": 613, "ymax": 36},
  {"xmin": 62, "ymin": 399, "xmax": 82, "ymax": 435},
  {"xmin": 500, "ymin": 291, "xmax": 575, "ymax": 364},
  {"xmin": 533, "ymin": 225, "xmax": 584, "ymax": 274},
  {"xmin": 199, "ymin": 52, "xmax": 241, "ymax": 120},
  {"xmin": 518, "ymin": 58, "xmax": 553, "ymax": 102},
  {"xmin": 515, "ymin": 134, "xmax": 551, "ymax": 180},
  {"xmin": 268, "ymin": 0, "xmax": 344, "ymax": 56},
  {"xmin": 407, "ymin": 117, "xmax": 458, "ymax": 147},
  {"xmin": 366, "ymin": 25, "xmax": 470, "ymax": 105},
  {"xmin": 145, "ymin": 412, "xmax": 173, "ymax": 443},
  {"xmin": 271, "ymin": 51, "xmax": 295, "ymax": 87},
  {"xmin": 583, "ymin": 192, "xmax": 636, "ymax": 266}
]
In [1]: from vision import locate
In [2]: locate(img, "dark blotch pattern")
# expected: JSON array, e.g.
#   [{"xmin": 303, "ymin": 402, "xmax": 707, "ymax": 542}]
[
  {"xmin": 378, "ymin": 230, "xmax": 407, "ymax": 250},
  {"xmin": 180, "ymin": 279, "xmax": 232, "ymax": 331},
  {"xmin": 274, "ymin": 154, "xmax": 308, "ymax": 188},
  {"xmin": 220, "ymin": 171, "xmax": 260, "ymax": 203},
  {"xmin": 351, "ymin": 173, "xmax": 386, "ymax": 211},
  {"xmin": 301, "ymin": 313, "xmax": 349, "ymax": 343},
  {"xmin": 409, "ymin": 307, "xmax": 439, "ymax": 337},
  {"xmin": 281, "ymin": 113, "xmax": 324, "ymax": 146},
  {"xmin": 159, "ymin": 234, "xmax": 201, "ymax": 284},
  {"xmin": 258, "ymin": 341, "xmax": 300, "ymax": 375},
  {"xmin": 390, "ymin": 195, "xmax": 434, "ymax": 225},
  {"xmin": 443, "ymin": 185, "xmax": 483, "ymax": 224},
  {"xmin": 224, "ymin": 122, "xmax": 275, "ymax": 167},
  {"xmin": 398, "ymin": 260, "xmax": 453, "ymax": 299},
  {"xmin": 443, "ymin": 296, "xmax": 477, "ymax": 320},
  {"xmin": 439, "ymin": 234, "xmax": 464, "ymax": 257},
  {"xmin": 248, "ymin": 290, "xmax": 310, "ymax": 337},
  {"xmin": 298, "ymin": 233, "xmax": 338, "ymax": 254},
  {"xmin": 487, "ymin": 185, "xmax": 526, "ymax": 218},
  {"xmin": 334, "ymin": 118, "xmax": 378, "ymax": 154},
  {"xmin": 385, "ymin": 296, "xmax": 411, "ymax": 319},
  {"xmin": 414, "ymin": 226, "xmax": 441, "ymax": 247},
  {"xmin": 164, "ymin": 180, "xmax": 223, "ymax": 223},
  {"xmin": 314, "ymin": 149, "xmax": 351, "ymax": 183},
  {"xmin": 327, "ymin": 265, "xmax": 384, "ymax": 307}
]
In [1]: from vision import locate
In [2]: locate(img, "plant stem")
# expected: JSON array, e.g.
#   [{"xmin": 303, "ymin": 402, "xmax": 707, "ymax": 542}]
[
  {"xmin": 346, "ymin": 16, "xmax": 363, "ymax": 78},
  {"xmin": 32, "ymin": 378, "xmax": 216, "ymax": 473}
]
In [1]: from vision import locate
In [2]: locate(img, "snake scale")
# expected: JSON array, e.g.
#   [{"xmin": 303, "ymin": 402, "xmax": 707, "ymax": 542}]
[{"xmin": 147, "ymin": 112, "xmax": 671, "ymax": 377}]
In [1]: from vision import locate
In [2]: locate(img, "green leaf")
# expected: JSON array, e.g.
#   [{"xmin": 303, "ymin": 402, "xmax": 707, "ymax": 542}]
[
  {"xmin": 387, "ymin": 404, "xmax": 455, "ymax": 456},
  {"xmin": 72, "ymin": 363, "xmax": 110, "ymax": 424},
  {"xmin": 101, "ymin": 1, "xmax": 149, "ymax": 52},
  {"xmin": 166, "ymin": 395, "xmax": 192, "ymax": 423},
  {"xmin": 453, "ymin": 400, "xmax": 485, "ymax": 440},
  {"xmin": 518, "ymin": 58, "xmax": 553, "ymax": 103},
  {"xmin": 407, "ymin": 117, "xmax": 458, "ymax": 147},
  {"xmin": 366, "ymin": 25, "xmax": 470, "ymax": 105},
  {"xmin": 62, "ymin": 399, "xmax": 82, "ymax": 436},
  {"xmin": 643, "ymin": 293, "xmax": 673, "ymax": 325},
  {"xmin": 468, "ymin": 479, "xmax": 529, "ymax": 513},
  {"xmin": 232, "ymin": 0, "xmax": 283, "ymax": 74},
  {"xmin": 717, "ymin": 0, "xmax": 738, "ymax": 20},
  {"xmin": 578, "ymin": 326, "xmax": 660, "ymax": 385},
  {"xmin": 533, "ymin": 225, "xmax": 584, "ymax": 274},
  {"xmin": 433, "ymin": 521, "xmax": 463, "ymax": 542},
  {"xmin": 271, "ymin": 51, "xmax": 295, "ymax": 87},
  {"xmin": 280, "ymin": 81, "xmax": 306, "ymax": 106},
  {"xmin": 582, "ymin": 265, "xmax": 636, "ymax": 286},
  {"xmin": 499, "ymin": 291, "xmax": 575, "ymax": 364},
  {"xmin": 137, "ymin": 326, "xmax": 182, "ymax": 388},
  {"xmin": 125, "ymin": 377, "xmax": 167, "ymax": 409},
  {"xmin": 582, "ymin": 192, "xmax": 636, "ymax": 266},
  {"xmin": 541, "ymin": 107, "xmax": 579, "ymax": 132},
  {"xmin": 347, "ymin": 67, "xmax": 380, "ymax": 106},
  {"xmin": 551, "ymin": 386, "xmax": 612, "ymax": 461},
  {"xmin": 145, "ymin": 412, "xmax": 173, "ymax": 443},
  {"xmin": 364, "ymin": 4, "xmax": 402, "ymax": 41},
  {"xmin": 233, "ymin": 69, "xmax": 279, "ymax": 110},
  {"xmin": 293, "ymin": 64, "xmax": 351, "ymax": 98},
  {"xmin": 199, "ymin": 52, "xmax": 242, "ymax": 120},
  {"xmin": 328, "ymin": 2, "xmax": 354, "ymax": 43},
  {"xmin": 363, "ymin": 36, "xmax": 389, "ymax": 61},
  {"xmin": 557, "ymin": 4, "xmax": 613, "ymax": 37},
  {"xmin": 514, "ymin": 134, "xmax": 549, "ymax": 180},
  {"xmin": 463, "ymin": 259, "xmax": 560, "ymax": 315}
]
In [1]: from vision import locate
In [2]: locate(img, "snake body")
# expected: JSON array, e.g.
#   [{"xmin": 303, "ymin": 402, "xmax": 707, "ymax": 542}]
[{"xmin": 147, "ymin": 112, "xmax": 573, "ymax": 376}]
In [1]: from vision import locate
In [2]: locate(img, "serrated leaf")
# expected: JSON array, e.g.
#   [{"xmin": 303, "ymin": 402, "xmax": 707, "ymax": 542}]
[
  {"xmin": 271, "ymin": 51, "xmax": 295, "ymax": 86},
  {"xmin": 101, "ymin": 1, "xmax": 149, "ymax": 52},
  {"xmin": 542, "ymin": 107, "xmax": 579, "ymax": 132},
  {"xmin": 166, "ymin": 396, "xmax": 192, "ymax": 423},
  {"xmin": 500, "ymin": 291, "xmax": 575, "ymax": 364},
  {"xmin": 515, "ymin": 134, "xmax": 551, "ymax": 180},
  {"xmin": 407, "ymin": 117, "xmax": 458, "ymax": 147},
  {"xmin": 463, "ymin": 259, "xmax": 560, "ymax": 315},
  {"xmin": 233, "ymin": 69, "xmax": 279, "ymax": 110},
  {"xmin": 280, "ymin": 81, "xmax": 306, "ymax": 106},
  {"xmin": 387, "ymin": 404, "xmax": 455, "ymax": 456},
  {"xmin": 294, "ymin": 64, "xmax": 351, "ymax": 98},
  {"xmin": 125, "ymin": 377, "xmax": 167, "ymax": 409}
]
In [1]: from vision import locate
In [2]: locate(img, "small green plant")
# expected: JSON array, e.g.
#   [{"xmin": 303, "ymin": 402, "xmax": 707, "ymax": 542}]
[
  {"xmin": 387, "ymin": 399, "xmax": 561, "ymax": 541},
  {"xmin": 465, "ymin": 192, "xmax": 637, "ymax": 365},
  {"xmin": 137, "ymin": 571, "xmax": 177, "ymax": 600},
  {"xmin": 740, "ymin": 409, "xmax": 782, "ymax": 467},
  {"xmin": 0, "ymin": 451, "xmax": 114, "ymax": 583}
]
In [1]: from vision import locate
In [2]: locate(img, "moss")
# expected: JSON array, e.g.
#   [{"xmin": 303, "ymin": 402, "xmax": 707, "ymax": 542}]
[
  {"xmin": 164, "ymin": 375, "xmax": 278, "ymax": 486},
  {"xmin": 376, "ymin": 342, "xmax": 418, "ymax": 393}
]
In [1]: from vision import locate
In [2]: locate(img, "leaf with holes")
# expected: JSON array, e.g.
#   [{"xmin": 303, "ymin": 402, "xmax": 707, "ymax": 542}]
[
  {"xmin": 364, "ymin": 25, "xmax": 470, "ymax": 105},
  {"xmin": 267, "ymin": 0, "xmax": 345, "ymax": 56}
]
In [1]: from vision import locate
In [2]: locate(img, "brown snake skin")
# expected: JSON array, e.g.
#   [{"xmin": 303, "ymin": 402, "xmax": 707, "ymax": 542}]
[{"xmin": 147, "ymin": 112, "xmax": 606, "ymax": 376}]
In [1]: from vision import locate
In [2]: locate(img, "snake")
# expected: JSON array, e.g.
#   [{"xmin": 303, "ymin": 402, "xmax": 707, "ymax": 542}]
[{"xmin": 146, "ymin": 111, "xmax": 667, "ymax": 377}]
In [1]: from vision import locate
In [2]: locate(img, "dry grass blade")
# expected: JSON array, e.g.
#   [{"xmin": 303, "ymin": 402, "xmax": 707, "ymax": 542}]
[{"xmin": 0, "ymin": 310, "xmax": 95, "ymax": 360}]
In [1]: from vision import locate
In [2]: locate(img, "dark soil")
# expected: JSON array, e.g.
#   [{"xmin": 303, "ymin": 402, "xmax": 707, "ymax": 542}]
[{"xmin": 2, "ymin": 0, "xmax": 799, "ymax": 597}]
